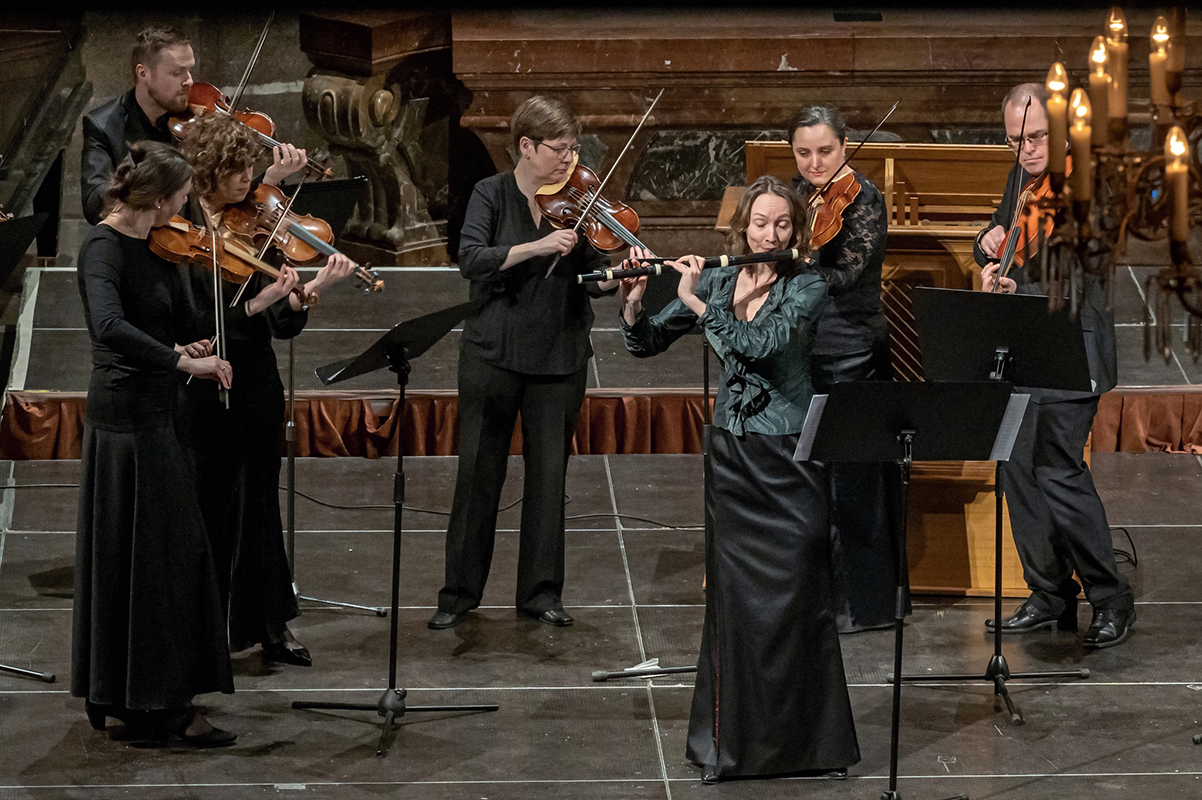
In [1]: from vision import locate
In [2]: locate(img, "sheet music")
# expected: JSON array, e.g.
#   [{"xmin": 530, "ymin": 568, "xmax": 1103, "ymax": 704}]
[
  {"xmin": 793, "ymin": 394, "xmax": 828, "ymax": 461},
  {"xmin": 988, "ymin": 393, "xmax": 1030, "ymax": 461}
]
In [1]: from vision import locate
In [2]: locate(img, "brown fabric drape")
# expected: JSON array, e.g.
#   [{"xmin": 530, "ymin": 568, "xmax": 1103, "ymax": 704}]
[{"xmin": 3, "ymin": 386, "xmax": 1200, "ymax": 460}]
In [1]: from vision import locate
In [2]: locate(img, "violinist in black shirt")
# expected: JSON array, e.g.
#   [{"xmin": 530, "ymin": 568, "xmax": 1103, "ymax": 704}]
[
  {"xmin": 788, "ymin": 105, "xmax": 903, "ymax": 633},
  {"xmin": 429, "ymin": 96, "xmax": 617, "ymax": 630},
  {"xmin": 81, "ymin": 27, "xmax": 195, "ymax": 225},
  {"xmin": 975, "ymin": 83, "xmax": 1134, "ymax": 649}
]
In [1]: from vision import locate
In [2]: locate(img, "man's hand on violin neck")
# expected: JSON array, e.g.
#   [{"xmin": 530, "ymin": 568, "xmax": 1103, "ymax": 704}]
[{"xmin": 979, "ymin": 225, "xmax": 1007, "ymax": 256}]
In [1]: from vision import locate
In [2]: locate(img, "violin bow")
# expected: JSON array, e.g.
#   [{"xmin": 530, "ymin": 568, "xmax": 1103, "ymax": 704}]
[
  {"xmin": 993, "ymin": 97, "xmax": 1032, "ymax": 293},
  {"xmin": 812, "ymin": 100, "xmax": 900, "ymax": 204},
  {"xmin": 200, "ymin": 205, "xmax": 231, "ymax": 408},
  {"xmin": 229, "ymin": 12, "xmax": 274, "ymax": 114},
  {"xmin": 544, "ymin": 87, "xmax": 665, "ymax": 278}
]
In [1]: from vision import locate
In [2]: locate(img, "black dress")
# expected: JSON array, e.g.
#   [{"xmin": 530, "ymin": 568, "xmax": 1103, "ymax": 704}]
[
  {"xmin": 176, "ymin": 262, "xmax": 307, "ymax": 654},
  {"xmin": 71, "ymin": 225, "xmax": 233, "ymax": 711},
  {"xmin": 794, "ymin": 172, "xmax": 905, "ymax": 633},
  {"xmin": 623, "ymin": 267, "xmax": 860, "ymax": 780}
]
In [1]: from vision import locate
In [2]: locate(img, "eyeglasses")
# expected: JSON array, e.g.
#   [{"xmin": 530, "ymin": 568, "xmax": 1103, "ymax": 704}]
[
  {"xmin": 533, "ymin": 140, "xmax": 581, "ymax": 159},
  {"xmin": 1005, "ymin": 129, "xmax": 1049, "ymax": 150}
]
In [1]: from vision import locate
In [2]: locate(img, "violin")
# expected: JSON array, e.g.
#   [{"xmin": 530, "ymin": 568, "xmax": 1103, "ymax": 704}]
[
  {"xmin": 535, "ymin": 154, "xmax": 652, "ymax": 254},
  {"xmin": 168, "ymin": 83, "xmax": 333, "ymax": 180},
  {"xmin": 993, "ymin": 155, "xmax": 1070, "ymax": 284},
  {"xmin": 806, "ymin": 170, "xmax": 862, "ymax": 249},
  {"xmin": 221, "ymin": 184, "xmax": 384, "ymax": 293},
  {"xmin": 148, "ymin": 215, "xmax": 318, "ymax": 308}
]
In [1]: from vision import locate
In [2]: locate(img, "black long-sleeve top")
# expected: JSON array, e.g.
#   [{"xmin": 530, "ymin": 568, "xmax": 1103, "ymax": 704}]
[
  {"xmin": 457, "ymin": 171, "xmax": 611, "ymax": 376},
  {"xmin": 77, "ymin": 224, "xmax": 186, "ymax": 431},
  {"xmin": 792, "ymin": 171, "xmax": 889, "ymax": 357},
  {"xmin": 80, "ymin": 90, "xmax": 174, "ymax": 226}
]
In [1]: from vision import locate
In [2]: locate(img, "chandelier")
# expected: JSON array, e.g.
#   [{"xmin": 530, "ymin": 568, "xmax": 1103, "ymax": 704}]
[{"xmin": 1030, "ymin": 7, "xmax": 1200, "ymax": 362}]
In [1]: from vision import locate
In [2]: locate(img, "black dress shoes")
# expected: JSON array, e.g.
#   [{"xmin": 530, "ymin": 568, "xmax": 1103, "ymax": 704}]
[
  {"xmin": 85, "ymin": 701, "xmax": 151, "ymax": 732},
  {"xmin": 518, "ymin": 608, "xmax": 574, "ymax": 626},
  {"xmin": 986, "ymin": 599, "xmax": 1078, "ymax": 634},
  {"xmin": 1083, "ymin": 606, "xmax": 1136, "ymax": 649},
  {"xmin": 262, "ymin": 642, "xmax": 313, "ymax": 667},
  {"xmin": 428, "ymin": 610, "xmax": 467, "ymax": 629}
]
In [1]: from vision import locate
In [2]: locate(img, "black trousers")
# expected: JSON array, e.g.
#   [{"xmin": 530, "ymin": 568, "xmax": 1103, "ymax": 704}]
[
  {"xmin": 437, "ymin": 350, "xmax": 588, "ymax": 615},
  {"xmin": 1000, "ymin": 395, "xmax": 1133, "ymax": 614},
  {"xmin": 811, "ymin": 344, "xmax": 906, "ymax": 632}
]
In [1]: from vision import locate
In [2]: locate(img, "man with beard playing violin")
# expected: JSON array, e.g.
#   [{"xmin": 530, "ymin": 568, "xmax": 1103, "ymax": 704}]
[{"xmin": 974, "ymin": 82, "xmax": 1133, "ymax": 649}]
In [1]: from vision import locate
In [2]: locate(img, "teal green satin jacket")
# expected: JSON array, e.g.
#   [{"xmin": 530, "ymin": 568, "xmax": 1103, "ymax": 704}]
[{"xmin": 621, "ymin": 267, "xmax": 828, "ymax": 436}]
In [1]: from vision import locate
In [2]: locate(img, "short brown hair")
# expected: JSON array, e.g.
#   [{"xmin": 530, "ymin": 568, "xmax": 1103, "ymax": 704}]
[
  {"xmin": 132, "ymin": 27, "xmax": 190, "ymax": 81},
  {"xmin": 105, "ymin": 140, "xmax": 192, "ymax": 214},
  {"xmin": 725, "ymin": 175, "xmax": 810, "ymax": 279},
  {"xmin": 510, "ymin": 95, "xmax": 580, "ymax": 152},
  {"xmin": 179, "ymin": 114, "xmax": 260, "ymax": 200}
]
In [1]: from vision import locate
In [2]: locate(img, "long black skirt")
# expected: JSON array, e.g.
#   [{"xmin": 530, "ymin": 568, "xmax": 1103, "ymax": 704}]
[
  {"xmin": 686, "ymin": 428, "xmax": 860, "ymax": 779},
  {"xmin": 71, "ymin": 422, "xmax": 233, "ymax": 710}
]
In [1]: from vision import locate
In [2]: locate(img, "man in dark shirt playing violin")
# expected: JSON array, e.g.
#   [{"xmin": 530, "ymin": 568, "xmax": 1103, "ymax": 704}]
[
  {"xmin": 80, "ymin": 27, "xmax": 306, "ymax": 226},
  {"xmin": 80, "ymin": 28, "xmax": 195, "ymax": 225},
  {"xmin": 973, "ymin": 83, "xmax": 1134, "ymax": 650}
]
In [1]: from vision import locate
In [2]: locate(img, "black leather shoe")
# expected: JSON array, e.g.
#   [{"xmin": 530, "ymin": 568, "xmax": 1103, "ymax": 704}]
[
  {"xmin": 1083, "ymin": 606, "xmax": 1136, "ymax": 649},
  {"xmin": 262, "ymin": 643, "xmax": 313, "ymax": 667},
  {"xmin": 701, "ymin": 770, "xmax": 720, "ymax": 784},
  {"xmin": 428, "ymin": 610, "xmax": 467, "ymax": 630},
  {"xmin": 986, "ymin": 599, "xmax": 1078, "ymax": 634},
  {"xmin": 85, "ymin": 701, "xmax": 151, "ymax": 732},
  {"xmin": 154, "ymin": 708, "xmax": 237, "ymax": 748},
  {"xmin": 518, "ymin": 608, "xmax": 574, "ymax": 626}
]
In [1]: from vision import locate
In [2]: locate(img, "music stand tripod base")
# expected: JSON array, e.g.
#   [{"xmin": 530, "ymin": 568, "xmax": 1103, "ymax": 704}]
[{"xmin": 293, "ymin": 299, "xmax": 498, "ymax": 756}]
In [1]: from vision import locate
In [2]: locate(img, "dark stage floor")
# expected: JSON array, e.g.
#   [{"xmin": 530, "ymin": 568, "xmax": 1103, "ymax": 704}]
[{"xmin": 1, "ymin": 451, "xmax": 1201, "ymax": 798}]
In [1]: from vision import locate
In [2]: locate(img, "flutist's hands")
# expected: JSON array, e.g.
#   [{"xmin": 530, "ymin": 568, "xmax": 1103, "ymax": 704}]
[
  {"xmin": 981, "ymin": 262, "xmax": 1017, "ymax": 294},
  {"xmin": 619, "ymin": 246, "xmax": 652, "ymax": 325},
  {"xmin": 670, "ymin": 254, "xmax": 707, "ymax": 317}
]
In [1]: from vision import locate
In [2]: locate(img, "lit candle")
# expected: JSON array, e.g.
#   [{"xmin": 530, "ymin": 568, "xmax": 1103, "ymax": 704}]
[
  {"xmin": 1069, "ymin": 90, "xmax": 1093, "ymax": 202},
  {"xmin": 1046, "ymin": 63, "xmax": 1068, "ymax": 179},
  {"xmin": 1166, "ymin": 9, "xmax": 1185, "ymax": 97},
  {"xmin": 1088, "ymin": 36, "xmax": 1110, "ymax": 147},
  {"xmin": 1165, "ymin": 126, "xmax": 1190, "ymax": 244},
  {"xmin": 1150, "ymin": 17, "xmax": 1171, "ymax": 107},
  {"xmin": 1105, "ymin": 7, "xmax": 1128, "ymax": 136}
]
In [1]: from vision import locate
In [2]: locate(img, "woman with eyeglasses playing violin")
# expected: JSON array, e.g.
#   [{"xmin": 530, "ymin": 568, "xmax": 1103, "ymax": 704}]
[
  {"xmin": 73, "ymin": 141, "xmax": 237, "ymax": 746},
  {"xmin": 788, "ymin": 105, "xmax": 903, "ymax": 634},
  {"xmin": 428, "ymin": 95, "xmax": 618, "ymax": 631},
  {"xmin": 174, "ymin": 113, "xmax": 356, "ymax": 668}
]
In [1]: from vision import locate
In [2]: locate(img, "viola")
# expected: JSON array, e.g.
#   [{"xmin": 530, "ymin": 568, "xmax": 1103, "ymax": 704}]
[
  {"xmin": 535, "ymin": 154, "xmax": 653, "ymax": 254},
  {"xmin": 168, "ymin": 83, "xmax": 333, "ymax": 180},
  {"xmin": 806, "ymin": 170, "xmax": 862, "ymax": 249},
  {"xmin": 221, "ymin": 184, "xmax": 384, "ymax": 294},
  {"xmin": 149, "ymin": 215, "xmax": 318, "ymax": 308}
]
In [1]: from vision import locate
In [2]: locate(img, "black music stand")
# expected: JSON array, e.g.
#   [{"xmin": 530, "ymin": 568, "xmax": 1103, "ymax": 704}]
[
  {"xmin": 292, "ymin": 298, "xmax": 498, "ymax": 756},
  {"xmin": 796, "ymin": 380, "xmax": 1025, "ymax": 800},
  {"xmin": 907, "ymin": 287, "xmax": 1094, "ymax": 725},
  {"xmin": 0, "ymin": 212, "xmax": 55, "ymax": 684}
]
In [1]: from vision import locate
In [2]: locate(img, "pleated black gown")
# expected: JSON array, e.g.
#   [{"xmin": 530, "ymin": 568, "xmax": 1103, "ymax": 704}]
[
  {"xmin": 71, "ymin": 225, "xmax": 233, "ymax": 711},
  {"xmin": 686, "ymin": 427, "xmax": 861, "ymax": 779}
]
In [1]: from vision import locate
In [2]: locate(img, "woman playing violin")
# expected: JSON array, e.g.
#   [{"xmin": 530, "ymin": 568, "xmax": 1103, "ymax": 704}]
[
  {"xmin": 789, "ymin": 105, "xmax": 902, "ymax": 634},
  {"xmin": 73, "ymin": 141, "xmax": 237, "ymax": 745},
  {"xmin": 620, "ymin": 175, "xmax": 859, "ymax": 783},
  {"xmin": 176, "ymin": 113, "xmax": 355, "ymax": 667},
  {"xmin": 429, "ymin": 95, "xmax": 618, "ymax": 631}
]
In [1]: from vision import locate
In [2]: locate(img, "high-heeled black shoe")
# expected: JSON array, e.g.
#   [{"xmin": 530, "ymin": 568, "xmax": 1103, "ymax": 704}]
[
  {"xmin": 154, "ymin": 708, "xmax": 237, "ymax": 748},
  {"xmin": 85, "ymin": 701, "xmax": 151, "ymax": 732},
  {"xmin": 262, "ymin": 642, "xmax": 312, "ymax": 667}
]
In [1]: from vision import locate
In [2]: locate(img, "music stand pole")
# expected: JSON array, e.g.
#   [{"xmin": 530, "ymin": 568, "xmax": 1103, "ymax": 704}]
[
  {"xmin": 292, "ymin": 300, "xmax": 498, "ymax": 756},
  {"xmin": 284, "ymin": 338, "xmax": 386, "ymax": 616}
]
